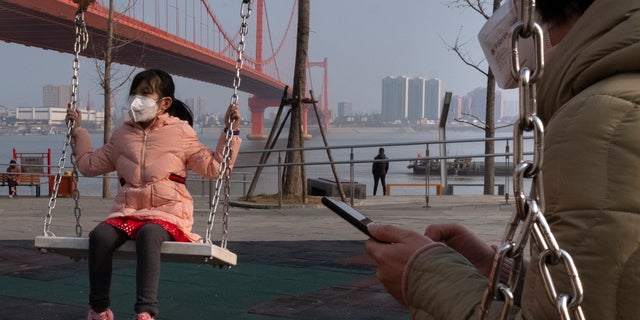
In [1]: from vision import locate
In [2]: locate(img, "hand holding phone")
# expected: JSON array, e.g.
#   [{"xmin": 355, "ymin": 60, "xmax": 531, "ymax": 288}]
[{"xmin": 322, "ymin": 196, "xmax": 386, "ymax": 242}]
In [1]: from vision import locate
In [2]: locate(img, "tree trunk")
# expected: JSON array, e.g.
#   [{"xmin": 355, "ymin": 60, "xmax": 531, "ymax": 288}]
[
  {"xmin": 282, "ymin": 0, "xmax": 309, "ymax": 201},
  {"xmin": 483, "ymin": 69, "xmax": 495, "ymax": 195},
  {"xmin": 482, "ymin": 0, "xmax": 501, "ymax": 196},
  {"xmin": 102, "ymin": 0, "xmax": 114, "ymax": 198}
]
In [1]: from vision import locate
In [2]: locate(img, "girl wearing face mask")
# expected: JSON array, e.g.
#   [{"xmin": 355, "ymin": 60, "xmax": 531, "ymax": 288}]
[{"xmin": 66, "ymin": 69, "xmax": 241, "ymax": 320}]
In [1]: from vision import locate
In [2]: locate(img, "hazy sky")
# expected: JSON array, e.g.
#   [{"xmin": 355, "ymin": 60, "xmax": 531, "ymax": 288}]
[{"xmin": 0, "ymin": 0, "xmax": 514, "ymax": 117}]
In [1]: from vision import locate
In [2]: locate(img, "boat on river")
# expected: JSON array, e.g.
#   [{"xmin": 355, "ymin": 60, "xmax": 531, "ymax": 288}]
[
  {"xmin": 407, "ymin": 158, "xmax": 512, "ymax": 176},
  {"xmin": 407, "ymin": 159, "xmax": 457, "ymax": 175}
]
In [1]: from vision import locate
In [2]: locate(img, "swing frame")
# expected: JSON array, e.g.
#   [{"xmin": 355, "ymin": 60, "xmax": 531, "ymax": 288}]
[{"xmin": 34, "ymin": 0, "xmax": 252, "ymax": 267}]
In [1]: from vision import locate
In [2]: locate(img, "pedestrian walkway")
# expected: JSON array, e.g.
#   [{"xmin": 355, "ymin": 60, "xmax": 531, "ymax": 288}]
[{"xmin": 0, "ymin": 194, "xmax": 514, "ymax": 319}]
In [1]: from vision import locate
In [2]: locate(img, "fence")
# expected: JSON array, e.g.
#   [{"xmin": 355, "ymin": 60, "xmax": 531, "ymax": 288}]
[{"xmin": 2, "ymin": 135, "xmax": 530, "ymax": 206}]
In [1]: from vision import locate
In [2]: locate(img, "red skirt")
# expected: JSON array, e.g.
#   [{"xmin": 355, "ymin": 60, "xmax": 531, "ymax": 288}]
[{"xmin": 105, "ymin": 217, "xmax": 192, "ymax": 242}]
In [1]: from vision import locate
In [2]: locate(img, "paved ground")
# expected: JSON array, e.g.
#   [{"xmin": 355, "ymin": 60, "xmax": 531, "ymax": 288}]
[{"xmin": 0, "ymin": 194, "xmax": 514, "ymax": 319}]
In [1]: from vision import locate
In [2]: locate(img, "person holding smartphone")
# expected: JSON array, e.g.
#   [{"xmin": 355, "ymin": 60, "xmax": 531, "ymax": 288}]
[{"xmin": 365, "ymin": 0, "xmax": 640, "ymax": 318}]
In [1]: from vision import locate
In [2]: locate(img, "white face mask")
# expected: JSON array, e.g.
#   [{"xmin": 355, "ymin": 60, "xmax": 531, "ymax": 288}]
[
  {"xmin": 477, "ymin": 0, "xmax": 552, "ymax": 89},
  {"xmin": 128, "ymin": 95, "xmax": 159, "ymax": 123}
]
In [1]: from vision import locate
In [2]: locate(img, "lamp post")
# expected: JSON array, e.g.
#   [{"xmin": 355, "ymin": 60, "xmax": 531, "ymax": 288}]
[{"xmin": 439, "ymin": 92, "xmax": 452, "ymax": 194}]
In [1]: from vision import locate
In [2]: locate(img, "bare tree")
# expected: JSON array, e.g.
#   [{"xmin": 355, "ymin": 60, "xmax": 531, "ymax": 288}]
[
  {"xmin": 93, "ymin": 0, "xmax": 137, "ymax": 198},
  {"xmin": 281, "ymin": 0, "xmax": 309, "ymax": 202},
  {"xmin": 455, "ymin": 112, "xmax": 514, "ymax": 130},
  {"xmin": 443, "ymin": 0, "xmax": 501, "ymax": 195}
]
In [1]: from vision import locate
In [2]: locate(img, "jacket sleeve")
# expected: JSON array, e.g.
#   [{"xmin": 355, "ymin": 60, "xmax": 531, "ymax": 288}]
[
  {"xmin": 405, "ymin": 245, "xmax": 522, "ymax": 320},
  {"xmin": 184, "ymin": 127, "xmax": 242, "ymax": 179},
  {"xmin": 71, "ymin": 127, "xmax": 116, "ymax": 177}
]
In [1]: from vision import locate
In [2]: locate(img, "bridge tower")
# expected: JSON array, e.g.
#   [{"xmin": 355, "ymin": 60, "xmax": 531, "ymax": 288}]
[
  {"xmin": 247, "ymin": 0, "xmax": 276, "ymax": 140},
  {"xmin": 246, "ymin": 1, "xmax": 328, "ymax": 140},
  {"xmin": 308, "ymin": 58, "xmax": 330, "ymax": 131}
]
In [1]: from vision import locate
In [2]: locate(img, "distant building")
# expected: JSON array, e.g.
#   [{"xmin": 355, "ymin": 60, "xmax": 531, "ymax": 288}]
[
  {"xmin": 425, "ymin": 78, "xmax": 441, "ymax": 120},
  {"xmin": 452, "ymin": 88, "xmax": 506, "ymax": 122},
  {"xmin": 466, "ymin": 87, "xmax": 486, "ymax": 120},
  {"xmin": 381, "ymin": 76, "xmax": 444, "ymax": 123},
  {"xmin": 185, "ymin": 97, "xmax": 206, "ymax": 120},
  {"xmin": 381, "ymin": 76, "xmax": 409, "ymax": 122},
  {"xmin": 43, "ymin": 85, "xmax": 72, "ymax": 108},
  {"xmin": 451, "ymin": 95, "xmax": 464, "ymax": 120},
  {"xmin": 407, "ymin": 77, "xmax": 425, "ymax": 122},
  {"xmin": 16, "ymin": 107, "xmax": 103, "ymax": 126},
  {"xmin": 502, "ymin": 99, "xmax": 518, "ymax": 119},
  {"xmin": 496, "ymin": 91, "xmax": 505, "ymax": 120},
  {"xmin": 337, "ymin": 102, "xmax": 352, "ymax": 118}
]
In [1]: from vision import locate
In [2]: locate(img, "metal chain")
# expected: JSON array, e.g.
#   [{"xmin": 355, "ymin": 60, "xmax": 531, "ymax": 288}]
[
  {"xmin": 44, "ymin": 8, "xmax": 89, "ymax": 237},
  {"xmin": 222, "ymin": 161, "xmax": 232, "ymax": 248},
  {"xmin": 205, "ymin": 125, "xmax": 235, "ymax": 245},
  {"xmin": 229, "ymin": 0, "xmax": 252, "ymax": 107},
  {"xmin": 479, "ymin": 1, "xmax": 584, "ymax": 319},
  {"xmin": 205, "ymin": 0, "xmax": 252, "ymax": 247}
]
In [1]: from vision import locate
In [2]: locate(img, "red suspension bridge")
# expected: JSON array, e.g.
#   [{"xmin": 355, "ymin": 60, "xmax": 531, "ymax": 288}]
[{"xmin": 0, "ymin": 0, "xmax": 329, "ymax": 139}]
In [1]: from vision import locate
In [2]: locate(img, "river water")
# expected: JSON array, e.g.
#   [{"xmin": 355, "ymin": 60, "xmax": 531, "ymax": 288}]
[{"xmin": 1, "ymin": 127, "xmax": 525, "ymax": 197}]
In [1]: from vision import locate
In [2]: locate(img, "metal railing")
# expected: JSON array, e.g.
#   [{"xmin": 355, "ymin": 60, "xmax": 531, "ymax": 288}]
[
  {"xmin": 1, "ymin": 135, "xmax": 532, "ymax": 205},
  {"xmin": 231, "ymin": 135, "xmax": 532, "ymax": 207}
]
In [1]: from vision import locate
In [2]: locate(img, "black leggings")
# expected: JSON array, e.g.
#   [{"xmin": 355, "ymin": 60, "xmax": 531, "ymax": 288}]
[
  {"xmin": 8, "ymin": 178, "xmax": 17, "ymax": 194},
  {"xmin": 373, "ymin": 174, "xmax": 386, "ymax": 195},
  {"xmin": 88, "ymin": 222, "xmax": 172, "ymax": 316}
]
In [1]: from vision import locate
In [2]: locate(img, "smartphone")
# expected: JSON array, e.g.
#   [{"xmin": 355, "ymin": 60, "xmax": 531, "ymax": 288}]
[{"xmin": 322, "ymin": 196, "xmax": 383, "ymax": 242}]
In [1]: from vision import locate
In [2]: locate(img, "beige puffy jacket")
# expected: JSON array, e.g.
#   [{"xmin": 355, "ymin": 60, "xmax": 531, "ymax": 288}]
[
  {"xmin": 404, "ymin": 0, "xmax": 640, "ymax": 318},
  {"xmin": 72, "ymin": 113, "xmax": 241, "ymax": 242}
]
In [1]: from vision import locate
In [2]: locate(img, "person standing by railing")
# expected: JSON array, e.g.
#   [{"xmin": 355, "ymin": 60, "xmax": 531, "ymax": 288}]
[
  {"xmin": 6, "ymin": 159, "xmax": 21, "ymax": 198},
  {"xmin": 372, "ymin": 147, "xmax": 389, "ymax": 196}
]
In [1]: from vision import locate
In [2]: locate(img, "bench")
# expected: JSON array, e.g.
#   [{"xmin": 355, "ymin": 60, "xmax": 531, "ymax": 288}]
[
  {"xmin": 307, "ymin": 178, "xmax": 367, "ymax": 199},
  {"xmin": 0, "ymin": 173, "xmax": 43, "ymax": 197},
  {"xmin": 445, "ymin": 183, "xmax": 505, "ymax": 195},
  {"xmin": 386, "ymin": 183, "xmax": 443, "ymax": 195}
]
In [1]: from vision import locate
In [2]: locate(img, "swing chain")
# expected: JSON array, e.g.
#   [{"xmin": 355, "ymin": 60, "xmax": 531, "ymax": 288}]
[
  {"xmin": 222, "ymin": 167, "xmax": 232, "ymax": 248},
  {"xmin": 230, "ymin": 0, "xmax": 253, "ymax": 106},
  {"xmin": 44, "ymin": 8, "xmax": 89, "ymax": 237},
  {"xmin": 479, "ymin": 1, "xmax": 584, "ymax": 319},
  {"xmin": 205, "ymin": 0, "xmax": 252, "ymax": 248},
  {"xmin": 205, "ymin": 122, "xmax": 235, "ymax": 246}
]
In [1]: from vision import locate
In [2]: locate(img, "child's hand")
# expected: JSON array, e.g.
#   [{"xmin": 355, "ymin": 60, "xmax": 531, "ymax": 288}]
[
  {"xmin": 66, "ymin": 104, "xmax": 82, "ymax": 128},
  {"xmin": 225, "ymin": 104, "xmax": 241, "ymax": 130}
]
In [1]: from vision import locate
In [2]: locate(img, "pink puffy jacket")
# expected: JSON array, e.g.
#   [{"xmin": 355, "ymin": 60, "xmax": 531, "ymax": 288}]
[{"xmin": 71, "ymin": 113, "xmax": 242, "ymax": 242}]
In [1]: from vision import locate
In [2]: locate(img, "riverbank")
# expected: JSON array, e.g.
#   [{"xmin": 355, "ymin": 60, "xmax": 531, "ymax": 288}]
[{"xmin": 326, "ymin": 127, "xmax": 418, "ymax": 134}]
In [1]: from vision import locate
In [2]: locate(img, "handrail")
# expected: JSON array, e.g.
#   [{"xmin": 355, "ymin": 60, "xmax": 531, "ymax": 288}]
[
  {"xmin": 236, "ymin": 135, "xmax": 525, "ymax": 155},
  {"xmin": 4, "ymin": 136, "xmax": 526, "ymax": 202}
]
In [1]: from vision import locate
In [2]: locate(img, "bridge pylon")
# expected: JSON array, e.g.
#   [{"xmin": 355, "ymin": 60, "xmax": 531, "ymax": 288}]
[
  {"xmin": 247, "ymin": 96, "xmax": 275, "ymax": 140},
  {"xmin": 247, "ymin": 95, "xmax": 312, "ymax": 140}
]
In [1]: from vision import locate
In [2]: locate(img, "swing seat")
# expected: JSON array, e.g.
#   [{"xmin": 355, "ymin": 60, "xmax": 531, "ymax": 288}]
[{"xmin": 34, "ymin": 236, "xmax": 237, "ymax": 266}]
